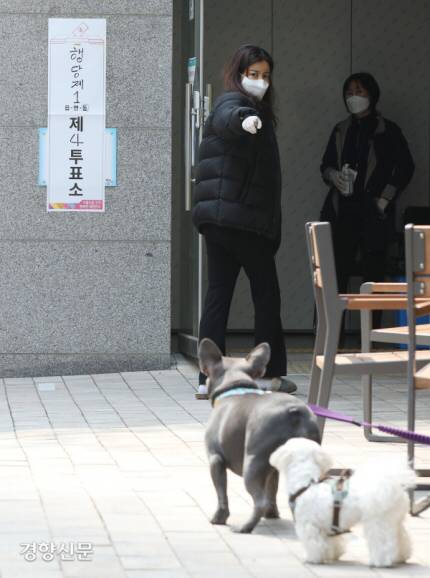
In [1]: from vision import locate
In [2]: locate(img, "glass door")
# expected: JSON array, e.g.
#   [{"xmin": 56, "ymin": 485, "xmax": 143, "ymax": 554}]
[{"xmin": 177, "ymin": 0, "xmax": 211, "ymax": 358}]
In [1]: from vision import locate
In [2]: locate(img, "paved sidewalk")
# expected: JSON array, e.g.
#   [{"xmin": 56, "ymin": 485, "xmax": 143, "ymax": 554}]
[{"xmin": 0, "ymin": 353, "xmax": 429, "ymax": 577}]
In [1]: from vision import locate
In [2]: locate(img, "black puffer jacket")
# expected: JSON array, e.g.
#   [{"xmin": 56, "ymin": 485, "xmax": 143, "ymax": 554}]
[{"xmin": 192, "ymin": 91, "xmax": 282, "ymax": 248}]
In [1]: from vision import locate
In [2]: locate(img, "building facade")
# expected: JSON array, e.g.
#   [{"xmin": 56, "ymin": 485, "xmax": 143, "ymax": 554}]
[{"xmin": 0, "ymin": 1, "xmax": 429, "ymax": 376}]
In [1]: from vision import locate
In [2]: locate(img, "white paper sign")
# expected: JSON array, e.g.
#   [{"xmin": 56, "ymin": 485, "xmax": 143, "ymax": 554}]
[{"xmin": 47, "ymin": 19, "xmax": 106, "ymax": 212}]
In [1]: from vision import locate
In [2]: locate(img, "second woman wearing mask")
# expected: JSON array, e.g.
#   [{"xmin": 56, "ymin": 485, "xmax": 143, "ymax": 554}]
[{"xmin": 321, "ymin": 72, "xmax": 415, "ymax": 303}]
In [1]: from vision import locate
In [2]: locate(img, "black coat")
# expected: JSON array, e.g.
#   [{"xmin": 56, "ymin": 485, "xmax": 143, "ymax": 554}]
[
  {"xmin": 320, "ymin": 113, "xmax": 415, "ymax": 223},
  {"xmin": 192, "ymin": 91, "xmax": 282, "ymax": 249}
]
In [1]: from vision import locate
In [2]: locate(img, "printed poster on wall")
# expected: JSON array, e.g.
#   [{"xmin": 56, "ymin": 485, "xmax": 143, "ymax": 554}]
[{"xmin": 47, "ymin": 19, "xmax": 106, "ymax": 212}]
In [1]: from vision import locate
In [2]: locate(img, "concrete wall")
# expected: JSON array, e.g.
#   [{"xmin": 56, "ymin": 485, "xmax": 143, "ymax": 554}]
[
  {"xmin": 177, "ymin": 0, "xmax": 430, "ymax": 332},
  {"xmin": 352, "ymin": 0, "xmax": 430, "ymax": 219},
  {"xmin": 0, "ymin": 1, "xmax": 172, "ymax": 376}
]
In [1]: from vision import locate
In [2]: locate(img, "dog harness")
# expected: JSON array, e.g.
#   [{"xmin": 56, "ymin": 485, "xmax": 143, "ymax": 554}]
[
  {"xmin": 212, "ymin": 385, "xmax": 268, "ymax": 406},
  {"xmin": 289, "ymin": 469, "xmax": 353, "ymax": 536}
]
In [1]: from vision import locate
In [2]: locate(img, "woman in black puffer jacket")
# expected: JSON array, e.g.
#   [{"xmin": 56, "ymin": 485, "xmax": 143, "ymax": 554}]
[{"xmin": 193, "ymin": 45, "xmax": 296, "ymax": 398}]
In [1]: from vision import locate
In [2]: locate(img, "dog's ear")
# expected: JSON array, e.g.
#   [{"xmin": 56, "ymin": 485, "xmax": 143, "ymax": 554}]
[
  {"xmin": 312, "ymin": 445, "xmax": 333, "ymax": 475},
  {"xmin": 246, "ymin": 342, "xmax": 271, "ymax": 378},
  {"xmin": 198, "ymin": 338, "xmax": 223, "ymax": 376}
]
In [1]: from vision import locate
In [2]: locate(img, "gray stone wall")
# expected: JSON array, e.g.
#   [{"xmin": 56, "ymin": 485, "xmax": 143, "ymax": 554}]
[{"xmin": 0, "ymin": 1, "xmax": 172, "ymax": 376}]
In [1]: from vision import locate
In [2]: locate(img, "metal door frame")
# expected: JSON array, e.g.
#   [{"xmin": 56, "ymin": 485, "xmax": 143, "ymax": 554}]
[{"xmin": 177, "ymin": 0, "xmax": 209, "ymax": 359}]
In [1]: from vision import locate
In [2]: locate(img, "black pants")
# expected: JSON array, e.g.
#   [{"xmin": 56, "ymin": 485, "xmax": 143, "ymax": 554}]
[
  {"xmin": 333, "ymin": 208, "xmax": 391, "ymax": 329},
  {"xmin": 198, "ymin": 225, "xmax": 286, "ymax": 385},
  {"xmin": 333, "ymin": 214, "xmax": 389, "ymax": 293}
]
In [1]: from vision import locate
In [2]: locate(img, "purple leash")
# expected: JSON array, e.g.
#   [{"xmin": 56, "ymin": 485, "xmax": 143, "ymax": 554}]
[{"xmin": 308, "ymin": 404, "xmax": 430, "ymax": 446}]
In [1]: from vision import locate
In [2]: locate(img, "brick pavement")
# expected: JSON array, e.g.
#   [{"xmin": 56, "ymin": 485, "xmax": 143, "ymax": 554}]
[{"xmin": 0, "ymin": 353, "xmax": 428, "ymax": 577}]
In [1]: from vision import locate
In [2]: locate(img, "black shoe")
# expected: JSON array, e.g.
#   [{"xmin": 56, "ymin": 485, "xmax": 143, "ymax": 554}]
[{"xmin": 270, "ymin": 377, "xmax": 297, "ymax": 394}]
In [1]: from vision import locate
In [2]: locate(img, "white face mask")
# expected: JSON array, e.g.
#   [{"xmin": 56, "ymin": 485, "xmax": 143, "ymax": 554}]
[
  {"xmin": 346, "ymin": 95, "xmax": 370, "ymax": 115},
  {"xmin": 241, "ymin": 75, "xmax": 269, "ymax": 100}
]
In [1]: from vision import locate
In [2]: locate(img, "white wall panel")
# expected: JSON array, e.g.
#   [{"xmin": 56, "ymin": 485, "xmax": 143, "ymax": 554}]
[
  {"xmin": 352, "ymin": 0, "xmax": 430, "ymax": 221},
  {"xmin": 272, "ymin": 0, "xmax": 350, "ymax": 330}
]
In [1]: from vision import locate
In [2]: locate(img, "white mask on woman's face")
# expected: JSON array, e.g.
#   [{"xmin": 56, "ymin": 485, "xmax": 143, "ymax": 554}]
[
  {"xmin": 241, "ymin": 75, "xmax": 269, "ymax": 100},
  {"xmin": 346, "ymin": 95, "xmax": 370, "ymax": 115}
]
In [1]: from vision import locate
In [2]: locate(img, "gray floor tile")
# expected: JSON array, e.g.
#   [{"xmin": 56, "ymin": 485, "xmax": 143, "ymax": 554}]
[{"xmin": 0, "ymin": 357, "xmax": 428, "ymax": 577}]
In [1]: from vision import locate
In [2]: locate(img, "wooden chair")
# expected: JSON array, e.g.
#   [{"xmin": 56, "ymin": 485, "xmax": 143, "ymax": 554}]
[
  {"xmin": 305, "ymin": 221, "xmax": 430, "ymax": 514},
  {"xmin": 361, "ymin": 224, "xmax": 430, "ymax": 514},
  {"xmin": 305, "ymin": 222, "xmax": 430, "ymax": 438},
  {"xmin": 404, "ymin": 224, "xmax": 430, "ymax": 514},
  {"xmin": 360, "ymin": 280, "xmax": 430, "ymax": 442}
]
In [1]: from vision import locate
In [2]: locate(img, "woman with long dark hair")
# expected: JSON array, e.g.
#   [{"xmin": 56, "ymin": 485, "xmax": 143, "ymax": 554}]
[{"xmin": 192, "ymin": 45, "xmax": 296, "ymax": 398}]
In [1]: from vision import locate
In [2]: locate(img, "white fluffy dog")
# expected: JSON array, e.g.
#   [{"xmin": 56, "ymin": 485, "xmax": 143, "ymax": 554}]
[{"xmin": 270, "ymin": 438, "xmax": 415, "ymax": 567}]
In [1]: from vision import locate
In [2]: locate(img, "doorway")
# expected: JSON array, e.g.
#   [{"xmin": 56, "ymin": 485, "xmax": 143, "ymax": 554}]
[
  {"xmin": 171, "ymin": 0, "xmax": 430, "ymax": 357},
  {"xmin": 172, "ymin": 0, "xmax": 207, "ymax": 358}
]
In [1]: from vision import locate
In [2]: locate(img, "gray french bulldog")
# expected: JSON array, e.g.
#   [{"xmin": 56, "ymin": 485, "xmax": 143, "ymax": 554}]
[{"xmin": 199, "ymin": 338, "xmax": 320, "ymax": 533}]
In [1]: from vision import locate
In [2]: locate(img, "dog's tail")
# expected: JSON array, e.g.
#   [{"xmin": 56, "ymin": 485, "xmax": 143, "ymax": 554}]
[{"xmin": 353, "ymin": 459, "xmax": 415, "ymax": 517}]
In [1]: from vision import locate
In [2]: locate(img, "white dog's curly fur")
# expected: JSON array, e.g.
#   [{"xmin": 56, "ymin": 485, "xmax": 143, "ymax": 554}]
[{"xmin": 270, "ymin": 438, "xmax": 415, "ymax": 567}]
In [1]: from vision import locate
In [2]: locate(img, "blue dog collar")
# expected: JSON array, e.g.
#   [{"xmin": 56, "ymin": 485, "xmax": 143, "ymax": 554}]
[{"xmin": 214, "ymin": 387, "xmax": 268, "ymax": 406}]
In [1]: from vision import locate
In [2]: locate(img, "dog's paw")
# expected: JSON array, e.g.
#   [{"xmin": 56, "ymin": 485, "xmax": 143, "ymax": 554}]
[
  {"xmin": 263, "ymin": 504, "xmax": 280, "ymax": 519},
  {"xmin": 232, "ymin": 523, "xmax": 255, "ymax": 534},
  {"xmin": 210, "ymin": 508, "xmax": 229, "ymax": 525},
  {"xmin": 305, "ymin": 556, "xmax": 326, "ymax": 565}
]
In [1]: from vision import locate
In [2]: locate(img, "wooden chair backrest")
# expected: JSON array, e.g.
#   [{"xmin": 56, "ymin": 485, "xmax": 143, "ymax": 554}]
[
  {"xmin": 306, "ymin": 222, "xmax": 339, "ymax": 307},
  {"xmin": 406, "ymin": 225, "xmax": 430, "ymax": 297}
]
